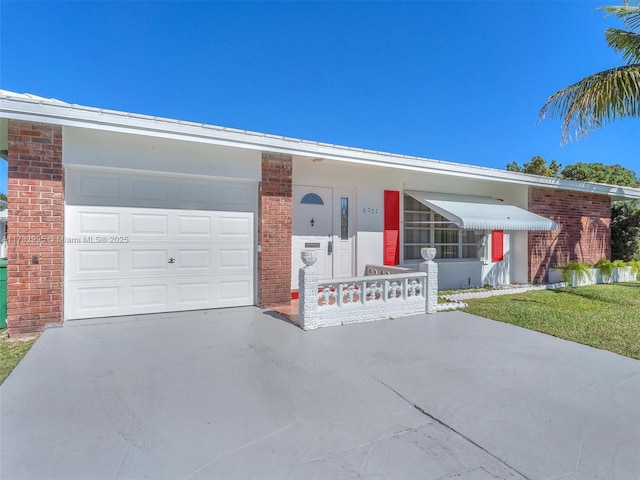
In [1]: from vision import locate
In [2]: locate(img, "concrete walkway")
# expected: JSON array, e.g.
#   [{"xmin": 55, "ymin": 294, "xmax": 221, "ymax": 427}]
[{"xmin": 1, "ymin": 307, "xmax": 639, "ymax": 479}]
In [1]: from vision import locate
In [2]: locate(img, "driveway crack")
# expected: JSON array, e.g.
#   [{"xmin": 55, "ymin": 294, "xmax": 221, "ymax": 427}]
[{"xmin": 372, "ymin": 376, "xmax": 531, "ymax": 480}]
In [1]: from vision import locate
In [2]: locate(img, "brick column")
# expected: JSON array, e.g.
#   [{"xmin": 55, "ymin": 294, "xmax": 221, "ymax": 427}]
[
  {"xmin": 528, "ymin": 187, "xmax": 611, "ymax": 284},
  {"xmin": 6, "ymin": 120, "xmax": 64, "ymax": 337},
  {"xmin": 258, "ymin": 152, "xmax": 292, "ymax": 307}
]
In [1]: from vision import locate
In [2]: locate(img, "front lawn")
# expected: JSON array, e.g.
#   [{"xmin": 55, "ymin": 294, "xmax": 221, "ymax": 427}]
[
  {"xmin": 463, "ymin": 283, "xmax": 640, "ymax": 360},
  {"xmin": 0, "ymin": 332, "xmax": 36, "ymax": 385}
]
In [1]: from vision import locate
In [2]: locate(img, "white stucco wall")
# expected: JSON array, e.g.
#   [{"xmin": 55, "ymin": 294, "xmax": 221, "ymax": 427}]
[
  {"xmin": 509, "ymin": 187, "xmax": 531, "ymax": 285},
  {"xmin": 354, "ymin": 187, "xmax": 385, "ymax": 273},
  {"xmin": 63, "ymin": 126, "xmax": 262, "ymax": 181},
  {"xmin": 293, "ymin": 156, "xmax": 533, "ymax": 287}
]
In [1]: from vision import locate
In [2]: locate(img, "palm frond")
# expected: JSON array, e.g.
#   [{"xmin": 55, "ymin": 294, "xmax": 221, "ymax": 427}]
[
  {"xmin": 539, "ymin": 64, "xmax": 640, "ymax": 143},
  {"xmin": 605, "ymin": 28, "xmax": 640, "ymax": 63},
  {"xmin": 599, "ymin": 3, "xmax": 640, "ymax": 31}
]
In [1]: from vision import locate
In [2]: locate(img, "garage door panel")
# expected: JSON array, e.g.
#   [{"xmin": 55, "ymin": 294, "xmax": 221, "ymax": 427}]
[
  {"xmin": 68, "ymin": 245, "xmax": 253, "ymax": 280},
  {"xmin": 216, "ymin": 247, "xmax": 252, "ymax": 271},
  {"xmin": 66, "ymin": 274, "xmax": 254, "ymax": 319},
  {"xmin": 130, "ymin": 284, "xmax": 169, "ymax": 308},
  {"xmin": 68, "ymin": 207, "xmax": 255, "ymax": 243},
  {"xmin": 77, "ymin": 173, "xmax": 120, "ymax": 200},
  {"xmin": 220, "ymin": 185, "xmax": 251, "ymax": 206},
  {"xmin": 175, "ymin": 182, "xmax": 212, "ymax": 206},
  {"xmin": 177, "ymin": 282, "xmax": 212, "ymax": 305},
  {"xmin": 77, "ymin": 211, "xmax": 121, "ymax": 235},
  {"xmin": 177, "ymin": 214, "xmax": 211, "ymax": 236},
  {"xmin": 68, "ymin": 208, "xmax": 123, "ymax": 237},
  {"xmin": 69, "ymin": 247, "xmax": 125, "ymax": 280},
  {"xmin": 218, "ymin": 215, "xmax": 252, "ymax": 239},
  {"xmin": 130, "ymin": 177, "xmax": 170, "ymax": 202},
  {"xmin": 176, "ymin": 249, "xmax": 211, "ymax": 271},
  {"xmin": 218, "ymin": 278, "xmax": 252, "ymax": 305},
  {"xmin": 131, "ymin": 249, "xmax": 170, "ymax": 273},
  {"xmin": 76, "ymin": 285, "xmax": 120, "ymax": 313},
  {"xmin": 65, "ymin": 201, "xmax": 255, "ymax": 319},
  {"xmin": 77, "ymin": 250, "xmax": 120, "ymax": 274},
  {"xmin": 130, "ymin": 213, "xmax": 170, "ymax": 236},
  {"xmin": 68, "ymin": 170, "xmax": 257, "ymax": 211}
]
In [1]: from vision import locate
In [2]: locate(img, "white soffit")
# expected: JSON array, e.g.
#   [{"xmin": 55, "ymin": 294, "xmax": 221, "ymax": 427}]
[{"xmin": 406, "ymin": 191, "xmax": 558, "ymax": 231}]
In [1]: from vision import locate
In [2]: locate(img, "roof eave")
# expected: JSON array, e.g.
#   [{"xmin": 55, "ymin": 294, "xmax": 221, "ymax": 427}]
[{"xmin": 2, "ymin": 92, "xmax": 640, "ymax": 201}]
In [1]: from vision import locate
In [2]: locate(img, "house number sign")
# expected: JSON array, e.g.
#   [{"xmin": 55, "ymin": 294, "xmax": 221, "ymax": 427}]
[{"xmin": 362, "ymin": 208, "xmax": 380, "ymax": 214}]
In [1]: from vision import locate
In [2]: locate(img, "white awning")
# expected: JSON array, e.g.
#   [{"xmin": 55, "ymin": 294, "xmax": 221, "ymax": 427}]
[{"xmin": 406, "ymin": 191, "xmax": 558, "ymax": 231}]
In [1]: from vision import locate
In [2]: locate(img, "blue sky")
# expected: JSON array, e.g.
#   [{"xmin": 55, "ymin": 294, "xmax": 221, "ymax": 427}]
[{"xmin": 1, "ymin": 1, "xmax": 639, "ymax": 191}]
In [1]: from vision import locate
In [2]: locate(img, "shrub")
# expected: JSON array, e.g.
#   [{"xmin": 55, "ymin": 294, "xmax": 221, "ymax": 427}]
[
  {"xmin": 561, "ymin": 260, "xmax": 592, "ymax": 283},
  {"xmin": 628, "ymin": 260, "xmax": 640, "ymax": 276},
  {"xmin": 611, "ymin": 201, "xmax": 640, "ymax": 261},
  {"xmin": 594, "ymin": 259, "xmax": 614, "ymax": 278}
]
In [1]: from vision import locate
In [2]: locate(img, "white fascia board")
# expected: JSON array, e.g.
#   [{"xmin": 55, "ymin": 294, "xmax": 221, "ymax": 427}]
[{"xmin": 2, "ymin": 95, "xmax": 640, "ymax": 201}]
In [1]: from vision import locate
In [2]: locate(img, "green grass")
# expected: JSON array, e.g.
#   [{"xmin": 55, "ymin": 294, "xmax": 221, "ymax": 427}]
[
  {"xmin": 0, "ymin": 331, "xmax": 36, "ymax": 385},
  {"xmin": 463, "ymin": 283, "xmax": 640, "ymax": 359}
]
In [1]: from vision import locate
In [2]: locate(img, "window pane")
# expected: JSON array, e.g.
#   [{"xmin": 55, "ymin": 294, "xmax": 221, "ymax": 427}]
[
  {"xmin": 437, "ymin": 245, "xmax": 458, "ymax": 259},
  {"xmin": 404, "ymin": 196, "xmax": 430, "ymax": 211},
  {"xmin": 434, "ymin": 229, "xmax": 458, "ymax": 244},
  {"xmin": 404, "ymin": 212, "xmax": 429, "ymax": 223},
  {"xmin": 300, "ymin": 193, "xmax": 324, "ymax": 205},
  {"xmin": 404, "ymin": 245, "xmax": 422, "ymax": 261},
  {"xmin": 462, "ymin": 230, "xmax": 484, "ymax": 242},
  {"xmin": 462, "ymin": 245, "xmax": 478, "ymax": 258},
  {"xmin": 340, "ymin": 197, "xmax": 348, "ymax": 240},
  {"xmin": 404, "ymin": 228, "xmax": 430, "ymax": 244}
]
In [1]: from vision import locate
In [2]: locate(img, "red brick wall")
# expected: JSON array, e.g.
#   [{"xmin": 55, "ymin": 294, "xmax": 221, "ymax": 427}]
[
  {"xmin": 258, "ymin": 152, "xmax": 292, "ymax": 307},
  {"xmin": 528, "ymin": 187, "xmax": 611, "ymax": 284},
  {"xmin": 6, "ymin": 120, "xmax": 64, "ymax": 337}
]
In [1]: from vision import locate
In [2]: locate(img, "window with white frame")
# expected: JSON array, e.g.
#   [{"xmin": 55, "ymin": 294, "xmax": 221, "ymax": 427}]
[{"xmin": 403, "ymin": 194, "xmax": 483, "ymax": 261}]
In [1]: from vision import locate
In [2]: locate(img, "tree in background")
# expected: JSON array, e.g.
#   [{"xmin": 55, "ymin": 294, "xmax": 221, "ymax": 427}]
[
  {"xmin": 562, "ymin": 162, "xmax": 640, "ymax": 186},
  {"xmin": 506, "ymin": 156, "xmax": 562, "ymax": 176},
  {"xmin": 506, "ymin": 157, "xmax": 639, "ymax": 187},
  {"xmin": 562, "ymin": 162, "xmax": 640, "ymax": 187},
  {"xmin": 539, "ymin": 1, "xmax": 640, "ymax": 143},
  {"xmin": 506, "ymin": 157, "xmax": 640, "ymax": 260},
  {"xmin": 612, "ymin": 201, "xmax": 640, "ymax": 260}
]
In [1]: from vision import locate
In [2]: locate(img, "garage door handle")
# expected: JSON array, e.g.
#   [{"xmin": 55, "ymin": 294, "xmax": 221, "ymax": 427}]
[{"xmin": 168, "ymin": 257, "xmax": 175, "ymax": 264}]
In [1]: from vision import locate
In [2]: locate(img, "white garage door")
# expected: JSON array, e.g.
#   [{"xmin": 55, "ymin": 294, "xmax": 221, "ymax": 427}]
[{"xmin": 64, "ymin": 169, "xmax": 257, "ymax": 320}]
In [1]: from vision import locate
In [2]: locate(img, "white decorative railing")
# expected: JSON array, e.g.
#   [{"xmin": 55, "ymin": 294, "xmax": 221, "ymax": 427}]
[
  {"xmin": 317, "ymin": 274, "xmax": 426, "ymax": 306},
  {"xmin": 298, "ymin": 248, "xmax": 438, "ymax": 330}
]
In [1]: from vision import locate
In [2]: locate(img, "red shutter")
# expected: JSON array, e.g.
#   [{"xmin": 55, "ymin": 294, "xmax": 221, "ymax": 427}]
[
  {"xmin": 384, "ymin": 190, "xmax": 400, "ymax": 265},
  {"xmin": 492, "ymin": 230, "xmax": 504, "ymax": 262}
]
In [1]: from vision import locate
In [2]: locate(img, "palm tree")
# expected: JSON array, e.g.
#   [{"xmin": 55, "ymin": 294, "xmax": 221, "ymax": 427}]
[{"xmin": 539, "ymin": 1, "xmax": 640, "ymax": 143}]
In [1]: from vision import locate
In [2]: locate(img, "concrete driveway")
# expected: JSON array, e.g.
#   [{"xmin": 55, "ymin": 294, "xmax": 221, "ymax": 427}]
[{"xmin": 1, "ymin": 307, "xmax": 639, "ymax": 480}]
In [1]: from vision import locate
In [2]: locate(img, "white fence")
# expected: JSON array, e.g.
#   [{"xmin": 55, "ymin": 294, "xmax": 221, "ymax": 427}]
[{"xmin": 298, "ymin": 250, "xmax": 438, "ymax": 330}]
